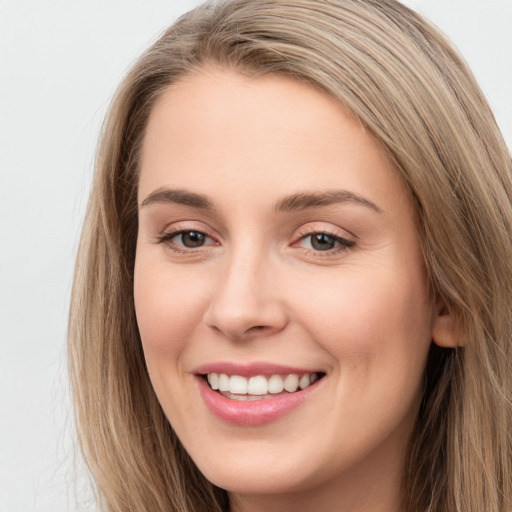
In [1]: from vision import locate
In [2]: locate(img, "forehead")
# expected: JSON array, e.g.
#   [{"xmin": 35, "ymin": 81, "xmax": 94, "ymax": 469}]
[{"xmin": 138, "ymin": 67, "xmax": 410, "ymax": 217}]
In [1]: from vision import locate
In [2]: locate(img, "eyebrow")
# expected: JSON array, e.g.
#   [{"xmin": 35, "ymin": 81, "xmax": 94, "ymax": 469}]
[
  {"xmin": 275, "ymin": 190, "xmax": 382, "ymax": 213},
  {"xmin": 140, "ymin": 188, "xmax": 215, "ymax": 210},
  {"xmin": 140, "ymin": 187, "xmax": 382, "ymax": 214}
]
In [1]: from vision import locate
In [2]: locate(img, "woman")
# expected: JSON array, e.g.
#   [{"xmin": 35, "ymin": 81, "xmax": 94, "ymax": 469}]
[{"xmin": 68, "ymin": 1, "xmax": 512, "ymax": 511}]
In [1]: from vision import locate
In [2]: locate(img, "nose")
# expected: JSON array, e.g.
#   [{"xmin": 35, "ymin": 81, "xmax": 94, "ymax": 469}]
[{"xmin": 203, "ymin": 249, "xmax": 288, "ymax": 341}]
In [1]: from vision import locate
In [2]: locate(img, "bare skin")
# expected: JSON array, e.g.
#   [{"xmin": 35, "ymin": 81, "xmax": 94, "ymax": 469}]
[{"xmin": 134, "ymin": 68, "xmax": 455, "ymax": 512}]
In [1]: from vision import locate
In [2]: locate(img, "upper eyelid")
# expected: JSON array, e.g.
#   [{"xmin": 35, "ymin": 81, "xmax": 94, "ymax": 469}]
[
  {"xmin": 295, "ymin": 223, "xmax": 356, "ymax": 241},
  {"xmin": 294, "ymin": 232, "xmax": 355, "ymax": 248},
  {"xmin": 155, "ymin": 229, "xmax": 219, "ymax": 255},
  {"xmin": 155, "ymin": 221, "xmax": 356, "ymax": 245},
  {"xmin": 154, "ymin": 223, "xmax": 219, "ymax": 250},
  {"xmin": 158, "ymin": 227, "xmax": 216, "ymax": 241},
  {"xmin": 158, "ymin": 220, "xmax": 216, "ymax": 237}
]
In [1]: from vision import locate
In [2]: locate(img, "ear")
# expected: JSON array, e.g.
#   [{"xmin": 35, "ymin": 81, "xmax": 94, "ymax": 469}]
[{"xmin": 432, "ymin": 303, "xmax": 462, "ymax": 348}]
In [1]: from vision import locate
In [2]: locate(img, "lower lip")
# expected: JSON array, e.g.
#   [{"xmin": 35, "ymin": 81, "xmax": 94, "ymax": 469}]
[{"xmin": 196, "ymin": 376, "xmax": 321, "ymax": 426}]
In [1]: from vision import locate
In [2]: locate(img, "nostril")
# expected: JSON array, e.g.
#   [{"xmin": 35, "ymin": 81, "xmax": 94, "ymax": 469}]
[{"xmin": 246, "ymin": 325, "xmax": 274, "ymax": 335}]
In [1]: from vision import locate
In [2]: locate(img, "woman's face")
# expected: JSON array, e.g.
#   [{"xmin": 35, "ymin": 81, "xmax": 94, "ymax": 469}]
[{"xmin": 134, "ymin": 69, "xmax": 438, "ymax": 507}]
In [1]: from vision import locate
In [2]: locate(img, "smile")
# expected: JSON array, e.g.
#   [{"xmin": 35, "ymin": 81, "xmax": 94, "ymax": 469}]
[
  {"xmin": 206, "ymin": 372, "xmax": 320, "ymax": 400},
  {"xmin": 195, "ymin": 364, "xmax": 325, "ymax": 425}
]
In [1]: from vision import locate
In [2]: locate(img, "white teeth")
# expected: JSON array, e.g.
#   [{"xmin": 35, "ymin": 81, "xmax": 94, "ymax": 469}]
[
  {"xmin": 208, "ymin": 372, "xmax": 219, "ymax": 390},
  {"xmin": 268, "ymin": 375, "xmax": 284, "ymax": 394},
  {"xmin": 248, "ymin": 376, "xmax": 268, "ymax": 395},
  {"xmin": 283, "ymin": 374, "xmax": 299, "ymax": 392},
  {"xmin": 229, "ymin": 375, "xmax": 248, "ymax": 394},
  {"xmin": 218, "ymin": 373, "xmax": 230, "ymax": 392},
  {"xmin": 206, "ymin": 372, "xmax": 320, "ymax": 396},
  {"xmin": 299, "ymin": 373, "xmax": 311, "ymax": 389}
]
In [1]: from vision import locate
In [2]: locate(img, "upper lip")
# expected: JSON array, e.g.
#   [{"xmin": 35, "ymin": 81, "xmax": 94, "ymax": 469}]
[{"xmin": 194, "ymin": 361, "xmax": 323, "ymax": 377}]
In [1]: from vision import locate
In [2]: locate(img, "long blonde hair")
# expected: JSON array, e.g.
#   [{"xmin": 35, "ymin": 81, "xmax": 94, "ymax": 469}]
[{"xmin": 68, "ymin": 1, "xmax": 512, "ymax": 510}]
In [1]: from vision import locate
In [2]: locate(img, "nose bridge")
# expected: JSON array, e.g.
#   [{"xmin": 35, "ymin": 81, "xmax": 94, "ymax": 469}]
[{"xmin": 204, "ymin": 239, "xmax": 287, "ymax": 339}]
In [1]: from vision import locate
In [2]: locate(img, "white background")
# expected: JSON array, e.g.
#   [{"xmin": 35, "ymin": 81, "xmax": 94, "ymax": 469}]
[{"xmin": 0, "ymin": 1, "xmax": 510, "ymax": 511}]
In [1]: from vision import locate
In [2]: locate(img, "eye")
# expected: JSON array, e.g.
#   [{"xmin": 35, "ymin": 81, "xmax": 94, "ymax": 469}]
[
  {"xmin": 308, "ymin": 233, "xmax": 339, "ymax": 251},
  {"xmin": 157, "ymin": 228, "xmax": 217, "ymax": 251},
  {"xmin": 175, "ymin": 230, "xmax": 209, "ymax": 248},
  {"xmin": 296, "ymin": 230, "xmax": 355, "ymax": 253}
]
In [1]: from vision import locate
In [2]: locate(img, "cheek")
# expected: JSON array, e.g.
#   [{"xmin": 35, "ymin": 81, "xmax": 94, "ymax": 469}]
[
  {"xmin": 289, "ymin": 266, "xmax": 433, "ymax": 453},
  {"xmin": 291, "ymin": 264, "xmax": 433, "ymax": 384},
  {"xmin": 133, "ymin": 256, "xmax": 208, "ymax": 366}
]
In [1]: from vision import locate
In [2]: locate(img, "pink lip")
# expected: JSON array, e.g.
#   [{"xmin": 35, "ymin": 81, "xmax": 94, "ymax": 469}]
[
  {"xmin": 195, "ymin": 367, "xmax": 323, "ymax": 426},
  {"xmin": 194, "ymin": 361, "xmax": 319, "ymax": 377}
]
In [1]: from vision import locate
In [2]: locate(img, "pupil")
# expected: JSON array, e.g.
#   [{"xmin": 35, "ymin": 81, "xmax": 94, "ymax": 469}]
[
  {"xmin": 182, "ymin": 231, "xmax": 205, "ymax": 248},
  {"xmin": 311, "ymin": 233, "xmax": 335, "ymax": 251}
]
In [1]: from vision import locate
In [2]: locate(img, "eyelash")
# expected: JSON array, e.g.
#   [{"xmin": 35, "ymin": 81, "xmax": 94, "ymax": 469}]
[
  {"xmin": 156, "ymin": 227, "xmax": 217, "ymax": 254},
  {"xmin": 294, "ymin": 228, "xmax": 355, "ymax": 255},
  {"xmin": 156, "ymin": 226, "xmax": 356, "ymax": 255}
]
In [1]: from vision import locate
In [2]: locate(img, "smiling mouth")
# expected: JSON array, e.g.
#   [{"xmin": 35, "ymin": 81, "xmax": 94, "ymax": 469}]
[{"xmin": 203, "ymin": 372, "xmax": 325, "ymax": 401}]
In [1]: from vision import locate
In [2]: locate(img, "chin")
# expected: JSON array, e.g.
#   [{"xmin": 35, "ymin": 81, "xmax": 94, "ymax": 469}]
[{"xmin": 201, "ymin": 462, "xmax": 314, "ymax": 495}]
